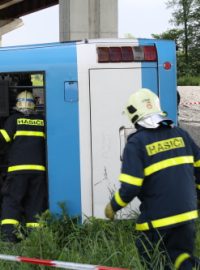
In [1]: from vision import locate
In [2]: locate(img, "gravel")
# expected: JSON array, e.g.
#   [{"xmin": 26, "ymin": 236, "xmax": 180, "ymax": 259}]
[{"xmin": 178, "ymin": 86, "xmax": 200, "ymax": 146}]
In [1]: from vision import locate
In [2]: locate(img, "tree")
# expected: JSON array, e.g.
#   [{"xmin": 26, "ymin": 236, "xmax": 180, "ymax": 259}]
[
  {"xmin": 166, "ymin": 0, "xmax": 200, "ymax": 76},
  {"xmin": 152, "ymin": 28, "xmax": 183, "ymax": 49},
  {"xmin": 189, "ymin": 0, "xmax": 200, "ymax": 75},
  {"xmin": 123, "ymin": 33, "xmax": 135, "ymax": 39}
]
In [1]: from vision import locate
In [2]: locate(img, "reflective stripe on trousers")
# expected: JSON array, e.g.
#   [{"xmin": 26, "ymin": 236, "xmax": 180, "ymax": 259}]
[
  {"xmin": 1, "ymin": 219, "xmax": 19, "ymax": 226},
  {"xmin": 136, "ymin": 210, "xmax": 198, "ymax": 231}
]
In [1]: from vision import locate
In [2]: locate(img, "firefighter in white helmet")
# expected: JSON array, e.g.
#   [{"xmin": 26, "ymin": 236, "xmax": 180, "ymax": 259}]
[
  {"xmin": 0, "ymin": 90, "xmax": 47, "ymax": 243},
  {"xmin": 105, "ymin": 88, "xmax": 200, "ymax": 269},
  {"xmin": 15, "ymin": 90, "xmax": 36, "ymax": 113}
]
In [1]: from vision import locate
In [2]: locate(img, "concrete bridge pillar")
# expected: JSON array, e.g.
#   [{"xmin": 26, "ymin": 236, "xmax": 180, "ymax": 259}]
[{"xmin": 59, "ymin": 0, "xmax": 118, "ymax": 41}]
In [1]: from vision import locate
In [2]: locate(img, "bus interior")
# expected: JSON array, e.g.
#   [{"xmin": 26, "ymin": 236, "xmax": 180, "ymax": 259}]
[{"xmin": 0, "ymin": 71, "xmax": 45, "ymax": 191}]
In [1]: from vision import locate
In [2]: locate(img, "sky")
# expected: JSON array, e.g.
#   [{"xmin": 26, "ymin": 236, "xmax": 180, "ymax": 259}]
[{"xmin": 2, "ymin": 0, "xmax": 173, "ymax": 46}]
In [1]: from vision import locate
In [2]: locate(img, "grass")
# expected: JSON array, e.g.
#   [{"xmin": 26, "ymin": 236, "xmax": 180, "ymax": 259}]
[
  {"xmin": 178, "ymin": 75, "xmax": 200, "ymax": 86},
  {"xmin": 0, "ymin": 210, "xmax": 199, "ymax": 269}
]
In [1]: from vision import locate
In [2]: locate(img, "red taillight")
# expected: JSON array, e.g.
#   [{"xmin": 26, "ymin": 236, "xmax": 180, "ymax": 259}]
[
  {"xmin": 97, "ymin": 45, "xmax": 157, "ymax": 63},
  {"xmin": 109, "ymin": 47, "xmax": 122, "ymax": 62},
  {"xmin": 97, "ymin": 47, "xmax": 109, "ymax": 63},
  {"xmin": 163, "ymin": 61, "xmax": 172, "ymax": 70},
  {"xmin": 121, "ymin": 47, "xmax": 133, "ymax": 62},
  {"xmin": 143, "ymin": 46, "xmax": 157, "ymax": 61}
]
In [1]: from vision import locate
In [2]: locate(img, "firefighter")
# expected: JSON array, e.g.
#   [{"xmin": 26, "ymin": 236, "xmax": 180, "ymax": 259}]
[
  {"xmin": 104, "ymin": 88, "xmax": 200, "ymax": 269},
  {"xmin": 0, "ymin": 90, "xmax": 47, "ymax": 242}
]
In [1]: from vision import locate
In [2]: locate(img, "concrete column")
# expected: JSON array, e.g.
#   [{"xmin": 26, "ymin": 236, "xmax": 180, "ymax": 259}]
[
  {"xmin": 59, "ymin": 0, "xmax": 118, "ymax": 41},
  {"xmin": 0, "ymin": 19, "xmax": 23, "ymax": 36},
  {"xmin": 0, "ymin": 19, "xmax": 23, "ymax": 46},
  {"xmin": 99, "ymin": 0, "xmax": 118, "ymax": 38}
]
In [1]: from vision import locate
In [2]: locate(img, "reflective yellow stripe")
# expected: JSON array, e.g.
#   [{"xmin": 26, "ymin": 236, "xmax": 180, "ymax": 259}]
[
  {"xmin": 14, "ymin": 131, "xmax": 45, "ymax": 139},
  {"xmin": 114, "ymin": 191, "xmax": 128, "ymax": 207},
  {"xmin": 194, "ymin": 160, "xmax": 200, "ymax": 167},
  {"xmin": 146, "ymin": 137, "xmax": 185, "ymax": 156},
  {"xmin": 8, "ymin": 165, "xmax": 46, "ymax": 172},
  {"xmin": 1, "ymin": 219, "xmax": 19, "ymax": 225},
  {"xmin": 136, "ymin": 210, "xmax": 198, "ymax": 231},
  {"xmin": 135, "ymin": 222, "xmax": 149, "ymax": 231},
  {"xmin": 144, "ymin": 156, "xmax": 194, "ymax": 176},
  {"xmin": 196, "ymin": 184, "xmax": 200, "ymax": 190},
  {"xmin": 26, "ymin": 222, "xmax": 42, "ymax": 228},
  {"xmin": 119, "ymin": 173, "xmax": 144, "ymax": 186},
  {"xmin": 0, "ymin": 129, "xmax": 11, "ymax": 142},
  {"xmin": 17, "ymin": 118, "xmax": 44, "ymax": 126},
  {"xmin": 174, "ymin": 253, "xmax": 190, "ymax": 269}
]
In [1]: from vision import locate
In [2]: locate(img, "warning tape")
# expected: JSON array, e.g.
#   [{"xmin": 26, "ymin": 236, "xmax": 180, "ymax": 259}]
[
  {"xmin": 0, "ymin": 254, "xmax": 129, "ymax": 270},
  {"xmin": 181, "ymin": 102, "xmax": 200, "ymax": 105}
]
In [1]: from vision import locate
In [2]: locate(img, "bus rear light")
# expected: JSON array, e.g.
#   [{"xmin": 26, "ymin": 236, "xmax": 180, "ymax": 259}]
[
  {"xmin": 143, "ymin": 46, "xmax": 157, "ymax": 61},
  {"xmin": 163, "ymin": 62, "xmax": 172, "ymax": 70},
  {"xmin": 97, "ymin": 46, "xmax": 157, "ymax": 63},
  {"xmin": 132, "ymin": 46, "xmax": 144, "ymax": 61},
  {"xmin": 109, "ymin": 47, "xmax": 122, "ymax": 62},
  {"xmin": 97, "ymin": 47, "xmax": 110, "ymax": 63},
  {"xmin": 121, "ymin": 47, "xmax": 134, "ymax": 62}
]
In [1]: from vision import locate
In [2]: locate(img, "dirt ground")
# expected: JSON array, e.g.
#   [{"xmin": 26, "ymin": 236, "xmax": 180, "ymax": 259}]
[{"xmin": 178, "ymin": 86, "xmax": 200, "ymax": 146}]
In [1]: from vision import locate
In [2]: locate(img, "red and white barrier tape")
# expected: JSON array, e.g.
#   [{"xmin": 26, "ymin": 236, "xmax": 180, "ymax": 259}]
[
  {"xmin": 181, "ymin": 102, "xmax": 200, "ymax": 105},
  {"xmin": 0, "ymin": 254, "xmax": 128, "ymax": 270}
]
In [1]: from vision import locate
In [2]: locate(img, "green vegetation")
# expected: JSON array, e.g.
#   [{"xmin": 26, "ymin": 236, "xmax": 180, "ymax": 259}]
[
  {"xmin": 0, "ymin": 209, "xmax": 199, "ymax": 269},
  {"xmin": 178, "ymin": 75, "xmax": 200, "ymax": 86},
  {"xmin": 152, "ymin": 0, "xmax": 200, "ymax": 85}
]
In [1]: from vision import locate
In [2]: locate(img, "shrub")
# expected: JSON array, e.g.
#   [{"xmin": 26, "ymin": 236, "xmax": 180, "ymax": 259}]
[{"xmin": 178, "ymin": 76, "xmax": 200, "ymax": 86}]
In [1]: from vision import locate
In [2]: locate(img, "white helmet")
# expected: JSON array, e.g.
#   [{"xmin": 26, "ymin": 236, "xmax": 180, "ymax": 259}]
[
  {"xmin": 125, "ymin": 88, "xmax": 169, "ymax": 128},
  {"xmin": 16, "ymin": 91, "xmax": 35, "ymax": 114}
]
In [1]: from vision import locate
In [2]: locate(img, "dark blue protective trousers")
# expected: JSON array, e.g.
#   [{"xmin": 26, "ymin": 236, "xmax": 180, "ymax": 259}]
[{"xmin": 135, "ymin": 222, "xmax": 199, "ymax": 269}]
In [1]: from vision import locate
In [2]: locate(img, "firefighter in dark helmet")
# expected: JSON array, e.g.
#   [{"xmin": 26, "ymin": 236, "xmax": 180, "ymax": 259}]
[
  {"xmin": 0, "ymin": 90, "xmax": 47, "ymax": 242},
  {"xmin": 105, "ymin": 88, "xmax": 200, "ymax": 269}
]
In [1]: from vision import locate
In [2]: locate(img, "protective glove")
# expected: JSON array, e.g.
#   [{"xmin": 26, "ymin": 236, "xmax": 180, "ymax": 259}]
[{"xmin": 104, "ymin": 202, "xmax": 115, "ymax": 220}]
